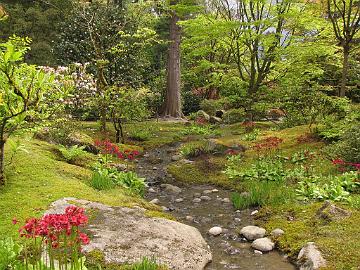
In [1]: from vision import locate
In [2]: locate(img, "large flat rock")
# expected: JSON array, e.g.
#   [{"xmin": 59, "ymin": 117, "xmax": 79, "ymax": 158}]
[{"xmin": 47, "ymin": 198, "xmax": 212, "ymax": 270}]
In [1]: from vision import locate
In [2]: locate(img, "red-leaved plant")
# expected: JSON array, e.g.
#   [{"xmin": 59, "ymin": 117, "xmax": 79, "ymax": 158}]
[
  {"xmin": 252, "ymin": 136, "xmax": 283, "ymax": 153},
  {"xmin": 17, "ymin": 206, "xmax": 89, "ymax": 269}
]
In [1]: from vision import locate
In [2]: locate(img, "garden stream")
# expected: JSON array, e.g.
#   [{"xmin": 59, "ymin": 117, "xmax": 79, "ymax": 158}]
[{"xmin": 136, "ymin": 143, "xmax": 296, "ymax": 270}]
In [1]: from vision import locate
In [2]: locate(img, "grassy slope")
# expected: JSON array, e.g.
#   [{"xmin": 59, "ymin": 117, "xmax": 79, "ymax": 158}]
[{"xmin": 0, "ymin": 137, "xmax": 155, "ymax": 238}]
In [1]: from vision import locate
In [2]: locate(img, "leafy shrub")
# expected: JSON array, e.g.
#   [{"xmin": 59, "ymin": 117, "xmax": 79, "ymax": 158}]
[
  {"xmin": 224, "ymin": 155, "xmax": 309, "ymax": 183},
  {"xmin": 316, "ymin": 109, "xmax": 360, "ymax": 141},
  {"xmin": 242, "ymin": 128, "xmax": 260, "ymax": 141},
  {"xmin": 128, "ymin": 128, "xmax": 152, "ymax": 141},
  {"xmin": 200, "ymin": 98, "xmax": 230, "ymax": 115},
  {"xmin": 180, "ymin": 140, "xmax": 222, "ymax": 158},
  {"xmin": 325, "ymin": 123, "xmax": 360, "ymax": 163},
  {"xmin": 231, "ymin": 182, "xmax": 294, "ymax": 209},
  {"xmin": 181, "ymin": 124, "xmax": 220, "ymax": 136},
  {"xmin": 280, "ymin": 150, "xmax": 316, "ymax": 164},
  {"xmin": 180, "ymin": 143, "xmax": 206, "ymax": 158},
  {"xmin": 0, "ymin": 238, "xmax": 23, "ymax": 269},
  {"xmin": 223, "ymin": 108, "xmax": 246, "ymax": 124},
  {"xmin": 296, "ymin": 172, "xmax": 360, "ymax": 202},
  {"xmin": 91, "ymin": 164, "xmax": 145, "ymax": 195},
  {"xmin": 113, "ymin": 171, "xmax": 146, "ymax": 196},
  {"xmin": 58, "ymin": 144, "xmax": 86, "ymax": 163}
]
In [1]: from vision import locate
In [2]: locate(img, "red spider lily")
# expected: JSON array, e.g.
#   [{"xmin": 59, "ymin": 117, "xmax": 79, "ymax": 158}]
[{"xmin": 94, "ymin": 139, "xmax": 140, "ymax": 160}]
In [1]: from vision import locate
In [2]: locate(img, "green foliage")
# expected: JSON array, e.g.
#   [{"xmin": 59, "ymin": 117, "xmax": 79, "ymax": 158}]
[
  {"xmin": 0, "ymin": 238, "xmax": 23, "ymax": 269},
  {"xmin": 242, "ymin": 129, "xmax": 260, "ymax": 141},
  {"xmin": 180, "ymin": 124, "xmax": 219, "ymax": 136},
  {"xmin": 107, "ymin": 87, "xmax": 150, "ymax": 143},
  {"xmin": 1, "ymin": 1, "xmax": 72, "ymax": 65},
  {"xmin": 179, "ymin": 140, "xmax": 219, "ymax": 158},
  {"xmin": 281, "ymin": 89, "xmax": 350, "ymax": 130},
  {"xmin": 91, "ymin": 164, "xmax": 145, "ymax": 195},
  {"xmin": 296, "ymin": 172, "xmax": 360, "ymax": 202},
  {"xmin": 199, "ymin": 99, "xmax": 230, "ymax": 116},
  {"xmin": 113, "ymin": 171, "xmax": 146, "ymax": 196},
  {"xmin": 128, "ymin": 128, "xmax": 152, "ymax": 142},
  {"xmin": 58, "ymin": 145, "xmax": 86, "ymax": 163},
  {"xmin": 90, "ymin": 171, "xmax": 115, "ymax": 191},
  {"xmin": 222, "ymin": 109, "xmax": 246, "ymax": 124},
  {"xmin": 231, "ymin": 182, "xmax": 294, "ymax": 209},
  {"xmin": 128, "ymin": 257, "xmax": 165, "ymax": 270},
  {"xmin": 325, "ymin": 122, "xmax": 360, "ymax": 163}
]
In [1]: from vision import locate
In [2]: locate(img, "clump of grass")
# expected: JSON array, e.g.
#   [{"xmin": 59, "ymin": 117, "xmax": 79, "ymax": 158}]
[
  {"xmin": 126, "ymin": 257, "xmax": 167, "ymax": 270},
  {"xmin": 89, "ymin": 171, "xmax": 115, "ymax": 190},
  {"xmin": 128, "ymin": 129, "xmax": 152, "ymax": 141},
  {"xmin": 180, "ymin": 140, "xmax": 222, "ymax": 158},
  {"xmin": 231, "ymin": 182, "xmax": 294, "ymax": 209}
]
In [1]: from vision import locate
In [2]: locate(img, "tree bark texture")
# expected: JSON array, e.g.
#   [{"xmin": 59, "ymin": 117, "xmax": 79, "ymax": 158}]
[{"xmin": 163, "ymin": 11, "xmax": 183, "ymax": 118}]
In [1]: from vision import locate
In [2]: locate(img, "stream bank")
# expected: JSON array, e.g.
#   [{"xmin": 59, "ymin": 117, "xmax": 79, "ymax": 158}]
[{"xmin": 136, "ymin": 143, "xmax": 296, "ymax": 270}]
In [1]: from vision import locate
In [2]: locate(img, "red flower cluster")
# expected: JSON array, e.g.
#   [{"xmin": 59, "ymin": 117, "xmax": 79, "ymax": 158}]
[
  {"xmin": 94, "ymin": 139, "xmax": 140, "ymax": 160},
  {"xmin": 253, "ymin": 137, "xmax": 283, "ymax": 151},
  {"xmin": 19, "ymin": 206, "xmax": 89, "ymax": 248},
  {"xmin": 332, "ymin": 159, "xmax": 360, "ymax": 172}
]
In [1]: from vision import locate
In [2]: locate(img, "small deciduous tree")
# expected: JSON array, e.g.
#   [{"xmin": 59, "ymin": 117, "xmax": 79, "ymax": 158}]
[
  {"xmin": 0, "ymin": 37, "xmax": 57, "ymax": 185},
  {"xmin": 326, "ymin": 0, "xmax": 360, "ymax": 97},
  {"xmin": 106, "ymin": 87, "xmax": 149, "ymax": 143}
]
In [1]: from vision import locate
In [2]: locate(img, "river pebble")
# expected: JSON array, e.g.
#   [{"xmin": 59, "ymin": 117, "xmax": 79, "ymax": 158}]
[
  {"xmin": 251, "ymin": 237, "xmax": 275, "ymax": 252},
  {"xmin": 209, "ymin": 226, "xmax": 223, "ymax": 236},
  {"xmin": 240, "ymin": 225, "xmax": 266, "ymax": 241},
  {"xmin": 271, "ymin": 228, "xmax": 285, "ymax": 237},
  {"xmin": 150, "ymin": 198, "xmax": 160, "ymax": 204},
  {"xmin": 200, "ymin": 195, "xmax": 212, "ymax": 201}
]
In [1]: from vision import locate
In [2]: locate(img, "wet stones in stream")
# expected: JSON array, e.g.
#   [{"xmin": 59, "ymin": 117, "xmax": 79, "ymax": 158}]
[{"xmin": 137, "ymin": 144, "xmax": 295, "ymax": 270}]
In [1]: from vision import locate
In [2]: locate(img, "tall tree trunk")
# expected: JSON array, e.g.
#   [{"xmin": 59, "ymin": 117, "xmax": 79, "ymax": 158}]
[
  {"xmin": 163, "ymin": 9, "xmax": 183, "ymax": 118},
  {"xmin": 340, "ymin": 46, "xmax": 349, "ymax": 98},
  {"xmin": 100, "ymin": 105, "xmax": 107, "ymax": 132},
  {"xmin": 0, "ymin": 139, "xmax": 5, "ymax": 186}
]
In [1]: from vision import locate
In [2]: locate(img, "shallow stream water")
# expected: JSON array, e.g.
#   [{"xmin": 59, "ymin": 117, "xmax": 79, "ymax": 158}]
[{"xmin": 136, "ymin": 143, "xmax": 296, "ymax": 270}]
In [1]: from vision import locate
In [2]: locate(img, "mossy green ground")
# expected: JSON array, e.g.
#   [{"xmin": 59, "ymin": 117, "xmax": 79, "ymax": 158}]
[
  {"xmin": 1, "ymin": 120, "xmax": 359, "ymax": 269},
  {"xmin": 0, "ymin": 137, "xmax": 157, "ymax": 239}
]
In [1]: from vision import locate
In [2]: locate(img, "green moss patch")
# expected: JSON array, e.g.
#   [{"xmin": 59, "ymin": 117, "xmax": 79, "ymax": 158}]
[{"xmin": 258, "ymin": 203, "xmax": 360, "ymax": 270}]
